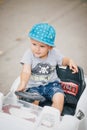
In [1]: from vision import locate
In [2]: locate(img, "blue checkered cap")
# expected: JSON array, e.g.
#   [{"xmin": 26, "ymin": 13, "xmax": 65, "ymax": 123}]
[{"xmin": 29, "ymin": 23, "xmax": 56, "ymax": 46}]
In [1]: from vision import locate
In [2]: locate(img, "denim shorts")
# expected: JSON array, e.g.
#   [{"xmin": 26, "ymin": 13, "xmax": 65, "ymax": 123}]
[{"xmin": 26, "ymin": 81, "xmax": 64, "ymax": 101}]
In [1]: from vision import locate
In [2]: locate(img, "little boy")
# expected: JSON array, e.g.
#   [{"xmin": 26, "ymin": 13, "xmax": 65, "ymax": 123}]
[{"xmin": 17, "ymin": 23, "xmax": 78, "ymax": 113}]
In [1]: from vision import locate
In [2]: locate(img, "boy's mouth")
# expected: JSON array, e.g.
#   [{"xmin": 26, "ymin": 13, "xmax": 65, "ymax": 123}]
[{"xmin": 35, "ymin": 52, "xmax": 41, "ymax": 55}]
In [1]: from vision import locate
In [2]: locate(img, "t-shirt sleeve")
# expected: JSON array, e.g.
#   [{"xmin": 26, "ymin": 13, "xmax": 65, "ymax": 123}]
[
  {"xmin": 20, "ymin": 50, "xmax": 32, "ymax": 65},
  {"xmin": 54, "ymin": 48, "xmax": 64, "ymax": 66}
]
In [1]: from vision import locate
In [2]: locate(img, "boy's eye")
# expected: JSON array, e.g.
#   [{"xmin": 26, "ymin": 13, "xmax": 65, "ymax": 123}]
[
  {"xmin": 40, "ymin": 45, "xmax": 45, "ymax": 48},
  {"xmin": 32, "ymin": 43, "xmax": 45, "ymax": 48},
  {"xmin": 32, "ymin": 43, "xmax": 36, "ymax": 46}
]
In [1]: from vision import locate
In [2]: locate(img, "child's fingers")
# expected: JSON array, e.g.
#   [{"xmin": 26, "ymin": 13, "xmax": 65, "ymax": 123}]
[{"xmin": 71, "ymin": 66, "xmax": 78, "ymax": 73}]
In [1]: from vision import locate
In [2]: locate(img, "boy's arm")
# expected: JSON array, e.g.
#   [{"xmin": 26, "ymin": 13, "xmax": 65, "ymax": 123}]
[
  {"xmin": 62, "ymin": 57, "xmax": 78, "ymax": 73},
  {"xmin": 17, "ymin": 64, "xmax": 31, "ymax": 91}
]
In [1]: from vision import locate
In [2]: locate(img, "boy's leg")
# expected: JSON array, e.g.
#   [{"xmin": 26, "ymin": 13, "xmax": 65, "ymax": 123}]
[
  {"xmin": 33, "ymin": 100, "xmax": 39, "ymax": 105},
  {"xmin": 26, "ymin": 86, "xmax": 43, "ymax": 106},
  {"xmin": 52, "ymin": 92, "xmax": 64, "ymax": 113},
  {"xmin": 44, "ymin": 81, "xmax": 64, "ymax": 113}
]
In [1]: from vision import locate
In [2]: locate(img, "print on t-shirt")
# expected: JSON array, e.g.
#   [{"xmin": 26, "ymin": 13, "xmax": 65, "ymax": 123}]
[{"xmin": 31, "ymin": 63, "xmax": 55, "ymax": 83}]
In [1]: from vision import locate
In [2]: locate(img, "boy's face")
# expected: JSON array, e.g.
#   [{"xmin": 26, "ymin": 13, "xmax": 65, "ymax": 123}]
[{"xmin": 30, "ymin": 39, "xmax": 52, "ymax": 59}]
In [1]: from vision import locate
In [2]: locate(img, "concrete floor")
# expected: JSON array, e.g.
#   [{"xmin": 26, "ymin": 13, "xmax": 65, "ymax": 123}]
[{"xmin": 0, "ymin": 0, "xmax": 87, "ymax": 95}]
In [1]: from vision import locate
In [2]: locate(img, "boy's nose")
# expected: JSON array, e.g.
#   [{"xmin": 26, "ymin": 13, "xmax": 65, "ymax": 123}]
[{"xmin": 36, "ymin": 46, "xmax": 40, "ymax": 51}]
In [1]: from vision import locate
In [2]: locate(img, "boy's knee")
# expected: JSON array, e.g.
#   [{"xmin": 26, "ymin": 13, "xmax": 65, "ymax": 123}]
[{"xmin": 52, "ymin": 92, "xmax": 64, "ymax": 103}]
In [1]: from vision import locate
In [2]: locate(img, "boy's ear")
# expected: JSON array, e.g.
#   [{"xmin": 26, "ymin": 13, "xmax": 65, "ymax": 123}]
[{"xmin": 49, "ymin": 46, "xmax": 53, "ymax": 50}]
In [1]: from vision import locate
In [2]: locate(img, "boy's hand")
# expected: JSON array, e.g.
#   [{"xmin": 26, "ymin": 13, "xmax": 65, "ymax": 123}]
[
  {"xmin": 16, "ymin": 85, "xmax": 25, "ymax": 99},
  {"xmin": 16, "ymin": 84, "xmax": 25, "ymax": 92},
  {"xmin": 62, "ymin": 57, "xmax": 78, "ymax": 73},
  {"xmin": 69, "ymin": 59, "xmax": 78, "ymax": 73},
  {"xmin": 16, "ymin": 88, "xmax": 24, "ymax": 92}
]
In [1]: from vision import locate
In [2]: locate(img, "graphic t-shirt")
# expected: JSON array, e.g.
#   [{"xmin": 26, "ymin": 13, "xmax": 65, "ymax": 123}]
[{"xmin": 20, "ymin": 48, "xmax": 64, "ymax": 88}]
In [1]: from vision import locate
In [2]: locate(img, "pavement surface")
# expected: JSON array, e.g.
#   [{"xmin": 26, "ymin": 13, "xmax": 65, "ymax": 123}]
[{"xmin": 0, "ymin": 0, "xmax": 87, "ymax": 95}]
